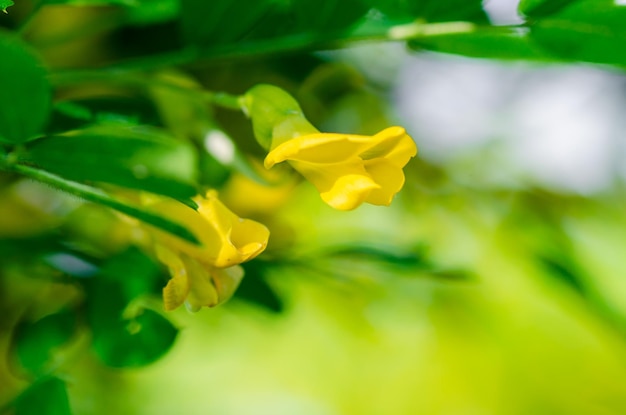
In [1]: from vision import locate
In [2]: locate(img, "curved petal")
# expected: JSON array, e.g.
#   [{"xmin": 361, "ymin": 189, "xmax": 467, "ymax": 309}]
[
  {"xmin": 360, "ymin": 127, "xmax": 417, "ymax": 167},
  {"xmin": 157, "ymin": 245, "xmax": 190, "ymax": 311},
  {"xmin": 364, "ymin": 159, "xmax": 406, "ymax": 206},
  {"xmin": 292, "ymin": 160, "xmax": 380, "ymax": 210},
  {"xmin": 197, "ymin": 192, "xmax": 270, "ymax": 268},
  {"xmin": 147, "ymin": 197, "xmax": 223, "ymax": 261},
  {"xmin": 265, "ymin": 132, "xmax": 369, "ymax": 168},
  {"xmin": 212, "ymin": 265, "xmax": 244, "ymax": 305},
  {"xmin": 182, "ymin": 257, "xmax": 219, "ymax": 311}
]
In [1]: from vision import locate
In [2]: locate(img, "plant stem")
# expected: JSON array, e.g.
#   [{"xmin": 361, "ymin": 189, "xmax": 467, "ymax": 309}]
[
  {"xmin": 49, "ymin": 70, "xmax": 243, "ymax": 111},
  {"xmin": 2, "ymin": 162, "xmax": 200, "ymax": 244}
]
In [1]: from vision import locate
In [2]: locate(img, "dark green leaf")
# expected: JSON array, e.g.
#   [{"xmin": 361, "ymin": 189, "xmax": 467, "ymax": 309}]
[
  {"xmin": 519, "ymin": 0, "xmax": 577, "ymax": 18},
  {"xmin": 44, "ymin": 0, "xmax": 136, "ymax": 5},
  {"xmin": 99, "ymin": 246, "xmax": 162, "ymax": 301},
  {"xmin": 0, "ymin": 34, "xmax": 50, "ymax": 144},
  {"xmin": 181, "ymin": 0, "xmax": 369, "ymax": 49},
  {"xmin": 14, "ymin": 377, "xmax": 72, "ymax": 415},
  {"xmin": 235, "ymin": 262, "xmax": 283, "ymax": 313},
  {"xmin": 14, "ymin": 310, "xmax": 77, "ymax": 376},
  {"xmin": 22, "ymin": 125, "xmax": 198, "ymax": 199},
  {"xmin": 368, "ymin": 0, "xmax": 488, "ymax": 23},
  {"xmin": 125, "ymin": 0, "xmax": 180, "ymax": 25},
  {"xmin": 530, "ymin": 0, "xmax": 626, "ymax": 66},
  {"xmin": 91, "ymin": 308, "xmax": 178, "ymax": 368},
  {"xmin": 47, "ymin": 97, "xmax": 162, "ymax": 135}
]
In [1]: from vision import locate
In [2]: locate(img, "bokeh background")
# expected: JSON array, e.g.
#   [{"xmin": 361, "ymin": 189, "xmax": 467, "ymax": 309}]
[{"xmin": 2, "ymin": 0, "xmax": 626, "ymax": 414}]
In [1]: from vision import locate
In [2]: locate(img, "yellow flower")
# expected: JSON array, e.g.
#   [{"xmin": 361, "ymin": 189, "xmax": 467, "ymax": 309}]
[
  {"xmin": 143, "ymin": 191, "xmax": 269, "ymax": 311},
  {"xmin": 264, "ymin": 126, "xmax": 417, "ymax": 211}
]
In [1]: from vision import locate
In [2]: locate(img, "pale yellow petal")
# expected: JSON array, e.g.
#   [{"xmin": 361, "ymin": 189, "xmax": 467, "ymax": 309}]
[
  {"xmin": 212, "ymin": 265, "xmax": 244, "ymax": 305},
  {"xmin": 182, "ymin": 257, "xmax": 219, "ymax": 311},
  {"xmin": 156, "ymin": 245, "xmax": 190, "ymax": 311}
]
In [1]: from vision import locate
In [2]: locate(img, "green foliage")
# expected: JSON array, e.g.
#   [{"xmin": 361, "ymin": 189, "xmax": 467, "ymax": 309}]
[
  {"xmin": 86, "ymin": 247, "xmax": 178, "ymax": 368},
  {"xmin": 14, "ymin": 377, "xmax": 71, "ymax": 415},
  {"xmin": 530, "ymin": 0, "xmax": 626, "ymax": 66},
  {"xmin": 518, "ymin": 0, "xmax": 576, "ymax": 18},
  {"xmin": 15, "ymin": 310, "xmax": 77, "ymax": 376},
  {"xmin": 21, "ymin": 126, "xmax": 198, "ymax": 199},
  {"xmin": 0, "ymin": 34, "xmax": 50, "ymax": 144},
  {"xmin": 0, "ymin": 0, "xmax": 13, "ymax": 13}
]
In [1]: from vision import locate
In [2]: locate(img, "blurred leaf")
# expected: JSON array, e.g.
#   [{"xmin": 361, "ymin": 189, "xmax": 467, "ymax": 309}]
[
  {"xmin": 409, "ymin": 27, "xmax": 552, "ymax": 61},
  {"xmin": 537, "ymin": 253, "xmax": 586, "ymax": 295},
  {"xmin": 0, "ymin": 34, "xmax": 50, "ymax": 144},
  {"xmin": 519, "ymin": 0, "xmax": 577, "ymax": 18},
  {"xmin": 91, "ymin": 307, "xmax": 178, "ymax": 368},
  {"xmin": 21, "ymin": 125, "xmax": 198, "ymax": 199},
  {"xmin": 1, "ymin": 0, "xmax": 13, "ymax": 13},
  {"xmin": 530, "ymin": 0, "xmax": 626, "ymax": 66},
  {"xmin": 85, "ymin": 248, "xmax": 177, "ymax": 368},
  {"xmin": 368, "ymin": 0, "xmax": 488, "ymax": 23},
  {"xmin": 14, "ymin": 377, "xmax": 72, "ymax": 415},
  {"xmin": 44, "ymin": 0, "xmax": 136, "ymax": 5},
  {"xmin": 14, "ymin": 310, "xmax": 77, "ymax": 376},
  {"xmin": 99, "ymin": 246, "xmax": 162, "ymax": 301},
  {"xmin": 48, "ymin": 97, "xmax": 161, "ymax": 135},
  {"xmin": 181, "ymin": 0, "xmax": 369, "ymax": 49},
  {"xmin": 235, "ymin": 262, "xmax": 283, "ymax": 313},
  {"xmin": 125, "ymin": 0, "xmax": 179, "ymax": 25}
]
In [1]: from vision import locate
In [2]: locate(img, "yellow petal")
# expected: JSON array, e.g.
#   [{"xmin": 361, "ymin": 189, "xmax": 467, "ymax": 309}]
[
  {"xmin": 364, "ymin": 159, "xmax": 406, "ymax": 206},
  {"xmin": 182, "ymin": 256, "xmax": 219, "ymax": 311},
  {"xmin": 264, "ymin": 132, "xmax": 369, "ymax": 168},
  {"xmin": 360, "ymin": 127, "xmax": 417, "ymax": 167},
  {"xmin": 197, "ymin": 192, "xmax": 270, "ymax": 268},
  {"xmin": 156, "ymin": 245, "xmax": 190, "ymax": 311},
  {"xmin": 290, "ymin": 160, "xmax": 379, "ymax": 210}
]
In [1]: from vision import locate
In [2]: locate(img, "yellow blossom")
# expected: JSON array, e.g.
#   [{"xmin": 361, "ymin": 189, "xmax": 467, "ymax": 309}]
[
  {"xmin": 264, "ymin": 126, "xmax": 417, "ymax": 211},
  {"xmin": 143, "ymin": 191, "xmax": 269, "ymax": 311}
]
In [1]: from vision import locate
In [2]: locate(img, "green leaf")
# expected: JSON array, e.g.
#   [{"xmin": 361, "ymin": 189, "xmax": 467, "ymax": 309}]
[
  {"xmin": 0, "ymin": 34, "xmax": 51, "ymax": 144},
  {"xmin": 14, "ymin": 377, "xmax": 72, "ymax": 415},
  {"xmin": 181, "ymin": 0, "xmax": 370, "ymax": 49},
  {"xmin": 44, "ymin": 0, "xmax": 137, "ymax": 6},
  {"xmin": 84, "ymin": 248, "xmax": 176, "ymax": 368},
  {"xmin": 519, "ymin": 0, "xmax": 577, "ymax": 18},
  {"xmin": 409, "ymin": 27, "xmax": 553, "ymax": 61},
  {"xmin": 14, "ymin": 310, "xmax": 77, "ymax": 376},
  {"xmin": 91, "ymin": 306, "xmax": 178, "ymax": 368},
  {"xmin": 99, "ymin": 246, "xmax": 162, "ymax": 301},
  {"xmin": 1, "ymin": 0, "xmax": 13, "ymax": 13},
  {"xmin": 368, "ymin": 0, "xmax": 488, "ymax": 23},
  {"xmin": 530, "ymin": 0, "xmax": 626, "ymax": 66},
  {"xmin": 22, "ymin": 125, "xmax": 198, "ymax": 199},
  {"xmin": 235, "ymin": 262, "xmax": 283, "ymax": 313}
]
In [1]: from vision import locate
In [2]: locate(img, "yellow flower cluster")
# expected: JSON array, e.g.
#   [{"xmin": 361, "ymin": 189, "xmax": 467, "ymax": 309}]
[{"xmin": 144, "ymin": 191, "xmax": 269, "ymax": 312}]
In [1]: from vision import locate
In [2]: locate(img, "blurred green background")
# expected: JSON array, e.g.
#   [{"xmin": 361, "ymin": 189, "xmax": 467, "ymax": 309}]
[{"xmin": 2, "ymin": 0, "xmax": 626, "ymax": 414}]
